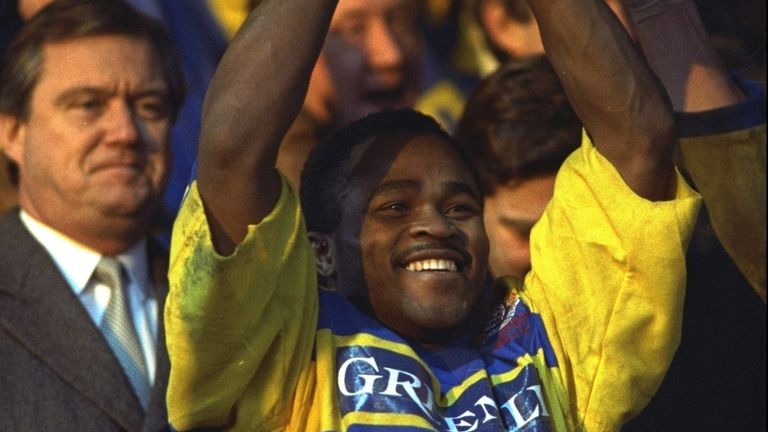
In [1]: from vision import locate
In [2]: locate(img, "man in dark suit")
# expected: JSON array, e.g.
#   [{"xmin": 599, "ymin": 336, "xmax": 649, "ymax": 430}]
[{"xmin": 0, "ymin": 1, "xmax": 184, "ymax": 430}]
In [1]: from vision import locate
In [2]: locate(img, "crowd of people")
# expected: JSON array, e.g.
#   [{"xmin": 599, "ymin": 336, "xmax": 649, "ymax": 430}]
[{"xmin": 0, "ymin": 0, "xmax": 764, "ymax": 431}]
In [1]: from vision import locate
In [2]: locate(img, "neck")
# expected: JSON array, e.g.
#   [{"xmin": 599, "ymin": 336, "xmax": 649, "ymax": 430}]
[{"xmin": 21, "ymin": 206, "xmax": 151, "ymax": 255}]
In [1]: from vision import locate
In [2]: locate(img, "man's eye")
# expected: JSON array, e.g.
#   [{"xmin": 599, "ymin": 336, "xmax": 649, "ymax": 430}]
[
  {"xmin": 446, "ymin": 203, "xmax": 479, "ymax": 219},
  {"xmin": 67, "ymin": 97, "xmax": 105, "ymax": 121},
  {"xmin": 333, "ymin": 19, "xmax": 367, "ymax": 43},
  {"xmin": 376, "ymin": 202, "xmax": 408, "ymax": 215},
  {"xmin": 74, "ymin": 98, "xmax": 102, "ymax": 111},
  {"xmin": 135, "ymin": 98, "xmax": 171, "ymax": 120}
]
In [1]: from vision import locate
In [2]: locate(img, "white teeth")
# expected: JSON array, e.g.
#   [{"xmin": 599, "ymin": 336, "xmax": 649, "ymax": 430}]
[{"xmin": 405, "ymin": 259, "xmax": 458, "ymax": 272}]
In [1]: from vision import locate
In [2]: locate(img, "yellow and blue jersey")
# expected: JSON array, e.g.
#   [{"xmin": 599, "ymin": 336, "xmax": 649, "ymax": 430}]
[
  {"xmin": 166, "ymin": 134, "xmax": 701, "ymax": 431},
  {"xmin": 314, "ymin": 287, "xmax": 568, "ymax": 431}
]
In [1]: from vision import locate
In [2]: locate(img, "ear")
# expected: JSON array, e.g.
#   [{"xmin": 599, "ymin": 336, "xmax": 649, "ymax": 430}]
[
  {"xmin": 0, "ymin": 113, "xmax": 26, "ymax": 167},
  {"xmin": 308, "ymin": 231, "xmax": 337, "ymax": 277},
  {"xmin": 479, "ymin": 0, "xmax": 514, "ymax": 50},
  {"xmin": 479, "ymin": 0, "xmax": 541, "ymax": 59}
]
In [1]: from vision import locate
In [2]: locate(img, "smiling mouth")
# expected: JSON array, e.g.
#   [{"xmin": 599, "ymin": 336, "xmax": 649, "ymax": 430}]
[{"xmin": 405, "ymin": 259, "xmax": 459, "ymax": 273}]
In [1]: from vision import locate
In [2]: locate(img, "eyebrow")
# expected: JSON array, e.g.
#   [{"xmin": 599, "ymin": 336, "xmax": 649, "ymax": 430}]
[
  {"xmin": 372, "ymin": 179, "xmax": 482, "ymax": 202},
  {"xmin": 53, "ymin": 86, "xmax": 169, "ymax": 107},
  {"xmin": 53, "ymin": 87, "xmax": 105, "ymax": 107},
  {"xmin": 445, "ymin": 180, "xmax": 483, "ymax": 202},
  {"xmin": 498, "ymin": 215, "xmax": 538, "ymax": 232}
]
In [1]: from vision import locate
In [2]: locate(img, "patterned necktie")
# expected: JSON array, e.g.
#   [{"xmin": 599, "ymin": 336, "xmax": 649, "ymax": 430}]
[{"xmin": 94, "ymin": 256, "xmax": 151, "ymax": 410}]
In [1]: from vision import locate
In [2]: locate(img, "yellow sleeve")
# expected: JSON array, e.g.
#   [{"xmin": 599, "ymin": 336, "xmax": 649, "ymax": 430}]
[
  {"xmin": 165, "ymin": 178, "xmax": 317, "ymax": 430},
  {"xmin": 522, "ymin": 132, "xmax": 701, "ymax": 431},
  {"xmin": 205, "ymin": 0, "xmax": 249, "ymax": 39},
  {"xmin": 678, "ymin": 125, "xmax": 766, "ymax": 301}
]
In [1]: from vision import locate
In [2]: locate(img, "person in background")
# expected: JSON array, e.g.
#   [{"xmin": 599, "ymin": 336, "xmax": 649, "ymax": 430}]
[
  {"xmin": 453, "ymin": 55, "xmax": 580, "ymax": 279},
  {"xmin": 0, "ymin": 0, "xmax": 183, "ymax": 429},
  {"xmin": 9, "ymin": 0, "xmax": 228, "ymax": 233},
  {"xmin": 475, "ymin": 0, "xmax": 633, "ymax": 63}
]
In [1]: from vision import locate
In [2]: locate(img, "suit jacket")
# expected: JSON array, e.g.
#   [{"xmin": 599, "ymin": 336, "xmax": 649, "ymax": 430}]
[{"xmin": 0, "ymin": 209, "xmax": 170, "ymax": 431}]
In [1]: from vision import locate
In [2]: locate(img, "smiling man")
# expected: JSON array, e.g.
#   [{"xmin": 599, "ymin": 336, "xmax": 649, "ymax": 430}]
[
  {"xmin": 0, "ymin": 1, "xmax": 183, "ymax": 429},
  {"xmin": 165, "ymin": 0, "xmax": 700, "ymax": 430},
  {"xmin": 299, "ymin": 112, "xmax": 490, "ymax": 346}
]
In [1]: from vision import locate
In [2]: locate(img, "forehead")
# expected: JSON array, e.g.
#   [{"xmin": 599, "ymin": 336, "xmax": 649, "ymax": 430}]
[
  {"xmin": 36, "ymin": 34, "xmax": 165, "ymax": 94},
  {"xmin": 383, "ymin": 134, "xmax": 476, "ymax": 185},
  {"xmin": 347, "ymin": 132, "xmax": 479, "ymax": 201},
  {"xmin": 490, "ymin": 174, "xmax": 556, "ymax": 220},
  {"xmin": 333, "ymin": 0, "xmax": 411, "ymax": 21}
]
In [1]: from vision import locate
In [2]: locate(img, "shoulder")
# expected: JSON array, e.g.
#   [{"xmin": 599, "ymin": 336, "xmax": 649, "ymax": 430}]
[{"xmin": 0, "ymin": 209, "xmax": 39, "ymax": 266}]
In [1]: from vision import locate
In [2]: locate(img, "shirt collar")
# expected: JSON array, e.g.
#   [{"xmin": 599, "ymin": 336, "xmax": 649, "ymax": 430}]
[{"xmin": 19, "ymin": 210, "xmax": 150, "ymax": 299}]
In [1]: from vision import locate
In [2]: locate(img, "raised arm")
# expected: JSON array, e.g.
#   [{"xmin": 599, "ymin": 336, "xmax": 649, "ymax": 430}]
[
  {"xmin": 622, "ymin": 0, "xmax": 766, "ymax": 300},
  {"xmin": 623, "ymin": 0, "xmax": 746, "ymax": 111},
  {"xmin": 526, "ymin": 0, "xmax": 675, "ymax": 201},
  {"xmin": 197, "ymin": 0, "xmax": 338, "ymax": 254}
]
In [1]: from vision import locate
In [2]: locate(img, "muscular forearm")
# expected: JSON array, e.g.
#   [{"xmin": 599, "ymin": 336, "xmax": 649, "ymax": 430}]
[
  {"xmin": 527, "ymin": 0, "xmax": 675, "ymax": 200},
  {"xmin": 197, "ymin": 0, "xmax": 337, "ymax": 253},
  {"xmin": 626, "ymin": 0, "xmax": 747, "ymax": 112}
]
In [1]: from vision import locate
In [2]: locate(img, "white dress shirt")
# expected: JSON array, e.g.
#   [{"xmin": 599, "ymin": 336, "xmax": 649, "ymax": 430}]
[{"xmin": 20, "ymin": 211, "xmax": 157, "ymax": 383}]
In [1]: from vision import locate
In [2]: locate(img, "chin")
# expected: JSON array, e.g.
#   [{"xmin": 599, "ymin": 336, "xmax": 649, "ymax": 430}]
[
  {"xmin": 413, "ymin": 306, "xmax": 471, "ymax": 334},
  {"xmin": 96, "ymin": 197, "xmax": 155, "ymax": 219}
]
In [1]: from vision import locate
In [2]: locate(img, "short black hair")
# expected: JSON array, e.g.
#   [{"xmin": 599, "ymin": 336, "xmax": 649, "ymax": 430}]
[
  {"xmin": 300, "ymin": 108, "xmax": 481, "ymax": 234},
  {"xmin": 454, "ymin": 56, "xmax": 581, "ymax": 195}
]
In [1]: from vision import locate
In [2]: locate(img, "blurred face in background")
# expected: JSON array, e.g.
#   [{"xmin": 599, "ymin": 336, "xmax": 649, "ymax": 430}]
[
  {"xmin": 478, "ymin": 0, "xmax": 632, "ymax": 61},
  {"xmin": 305, "ymin": 0, "xmax": 423, "ymax": 129},
  {"xmin": 483, "ymin": 174, "xmax": 555, "ymax": 279},
  {"xmin": 478, "ymin": 0, "xmax": 544, "ymax": 61}
]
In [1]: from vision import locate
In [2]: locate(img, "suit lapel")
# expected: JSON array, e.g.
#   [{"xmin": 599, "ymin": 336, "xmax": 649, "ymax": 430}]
[
  {"xmin": 0, "ymin": 212, "xmax": 145, "ymax": 431},
  {"xmin": 144, "ymin": 238, "xmax": 171, "ymax": 431}
]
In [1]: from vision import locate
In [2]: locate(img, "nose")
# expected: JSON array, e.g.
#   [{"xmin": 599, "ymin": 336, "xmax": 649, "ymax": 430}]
[
  {"xmin": 409, "ymin": 208, "xmax": 459, "ymax": 239},
  {"xmin": 104, "ymin": 100, "xmax": 140, "ymax": 146},
  {"xmin": 366, "ymin": 17, "xmax": 405, "ymax": 85}
]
